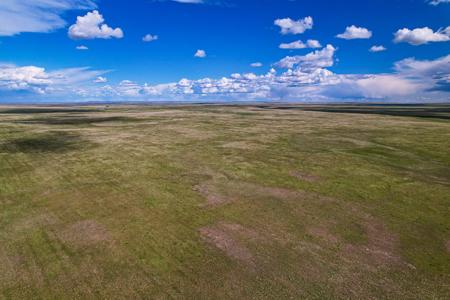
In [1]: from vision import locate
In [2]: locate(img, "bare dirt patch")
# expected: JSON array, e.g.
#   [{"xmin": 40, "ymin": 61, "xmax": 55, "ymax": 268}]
[
  {"xmin": 200, "ymin": 223, "xmax": 255, "ymax": 266},
  {"xmin": 195, "ymin": 180, "xmax": 335, "ymax": 208},
  {"xmin": 290, "ymin": 171, "xmax": 321, "ymax": 183},
  {"xmin": 59, "ymin": 220, "xmax": 111, "ymax": 247},
  {"xmin": 237, "ymin": 182, "xmax": 336, "ymax": 204},
  {"xmin": 194, "ymin": 183, "xmax": 232, "ymax": 207}
]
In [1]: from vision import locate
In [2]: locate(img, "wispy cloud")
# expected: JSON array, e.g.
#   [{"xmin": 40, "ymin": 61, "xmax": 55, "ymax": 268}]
[{"xmin": 0, "ymin": 0, "xmax": 97, "ymax": 36}]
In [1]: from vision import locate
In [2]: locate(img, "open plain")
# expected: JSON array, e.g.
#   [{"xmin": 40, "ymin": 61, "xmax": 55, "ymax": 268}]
[{"xmin": 0, "ymin": 104, "xmax": 449, "ymax": 299}]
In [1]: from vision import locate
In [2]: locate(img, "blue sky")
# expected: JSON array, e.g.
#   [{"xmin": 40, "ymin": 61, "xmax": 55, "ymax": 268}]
[{"xmin": 0, "ymin": 0, "xmax": 449, "ymax": 103}]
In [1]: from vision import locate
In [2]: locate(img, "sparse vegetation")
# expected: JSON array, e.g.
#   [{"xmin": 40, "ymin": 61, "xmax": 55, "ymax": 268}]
[{"xmin": 0, "ymin": 104, "xmax": 449, "ymax": 299}]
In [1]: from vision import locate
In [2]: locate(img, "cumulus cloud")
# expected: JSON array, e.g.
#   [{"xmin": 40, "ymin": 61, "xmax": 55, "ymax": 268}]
[
  {"xmin": 323, "ymin": 55, "xmax": 450, "ymax": 99},
  {"xmin": 76, "ymin": 45, "xmax": 89, "ymax": 50},
  {"xmin": 394, "ymin": 26, "xmax": 450, "ymax": 45},
  {"xmin": 195, "ymin": 49, "xmax": 207, "ymax": 58},
  {"xmin": 279, "ymin": 39, "xmax": 322, "ymax": 49},
  {"xmin": 369, "ymin": 45, "xmax": 386, "ymax": 52},
  {"xmin": 103, "ymin": 54, "xmax": 447, "ymax": 102},
  {"xmin": 68, "ymin": 10, "xmax": 123, "ymax": 39},
  {"xmin": 143, "ymin": 34, "xmax": 158, "ymax": 42},
  {"xmin": 0, "ymin": 0, "xmax": 97, "ymax": 36},
  {"xmin": 337, "ymin": 25, "xmax": 372, "ymax": 39},
  {"xmin": 0, "ymin": 64, "xmax": 105, "ymax": 97},
  {"xmin": 2, "ymin": 54, "xmax": 448, "ymax": 103},
  {"xmin": 0, "ymin": 65, "xmax": 51, "ymax": 94},
  {"xmin": 276, "ymin": 44, "xmax": 336, "ymax": 70},
  {"xmin": 274, "ymin": 17, "xmax": 313, "ymax": 35}
]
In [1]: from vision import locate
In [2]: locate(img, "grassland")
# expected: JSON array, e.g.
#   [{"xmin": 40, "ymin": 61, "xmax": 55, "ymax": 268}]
[{"xmin": 0, "ymin": 104, "xmax": 449, "ymax": 299}]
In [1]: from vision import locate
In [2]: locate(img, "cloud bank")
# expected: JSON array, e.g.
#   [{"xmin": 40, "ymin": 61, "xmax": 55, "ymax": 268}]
[{"xmin": 2, "ymin": 49, "xmax": 447, "ymax": 103}]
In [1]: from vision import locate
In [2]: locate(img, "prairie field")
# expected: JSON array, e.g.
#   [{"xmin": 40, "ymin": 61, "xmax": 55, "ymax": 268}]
[{"xmin": 0, "ymin": 104, "xmax": 449, "ymax": 299}]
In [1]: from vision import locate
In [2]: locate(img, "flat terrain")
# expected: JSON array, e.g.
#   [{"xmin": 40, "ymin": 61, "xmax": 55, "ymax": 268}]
[{"xmin": 0, "ymin": 104, "xmax": 449, "ymax": 299}]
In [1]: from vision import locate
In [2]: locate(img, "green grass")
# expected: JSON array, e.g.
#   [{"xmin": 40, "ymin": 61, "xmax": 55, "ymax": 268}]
[{"xmin": 0, "ymin": 104, "xmax": 449, "ymax": 299}]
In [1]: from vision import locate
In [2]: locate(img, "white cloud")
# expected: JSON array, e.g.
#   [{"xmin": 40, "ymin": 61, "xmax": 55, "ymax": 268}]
[
  {"xmin": 337, "ymin": 25, "xmax": 372, "ymax": 39},
  {"xmin": 280, "ymin": 41, "xmax": 307, "ymax": 49},
  {"xmin": 369, "ymin": 45, "xmax": 386, "ymax": 52},
  {"xmin": 116, "ymin": 80, "xmax": 143, "ymax": 96},
  {"xmin": 428, "ymin": 0, "xmax": 450, "ymax": 5},
  {"xmin": 306, "ymin": 40, "xmax": 322, "ymax": 48},
  {"xmin": 195, "ymin": 49, "xmax": 207, "ymax": 58},
  {"xmin": 280, "ymin": 39, "xmax": 322, "ymax": 49},
  {"xmin": 143, "ymin": 34, "xmax": 158, "ymax": 42},
  {"xmin": 105, "ymin": 54, "xmax": 447, "ymax": 102},
  {"xmin": 394, "ymin": 54, "xmax": 450, "ymax": 78},
  {"xmin": 94, "ymin": 76, "xmax": 107, "ymax": 83},
  {"xmin": 76, "ymin": 45, "xmax": 89, "ymax": 50},
  {"xmin": 353, "ymin": 75, "xmax": 424, "ymax": 98},
  {"xmin": 276, "ymin": 44, "xmax": 336, "ymax": 70},
  {"xmin": 0, "ymin": 0, "xmax": 97, "ymax": 36},
  {"xmin": 274, "ymin": 17, "xmax": 313, "ymax": 35},
  {"xmin": 0, "ymin": 64, "xmax": 105, "ymax": 96},
  {"xmin": 2, "ymin": 54, "xmax": 448, "ymax": 103},
  {"xmin": 0, "ymin": 65, "xmax": 51, "ymax": 93},
  {"xmin": 394, "ymin": 27, "xmax": 450, "ymax": 45},
  {"xmin": 68, "ymin": 10, "xmax": 123, "ymax": 39},
  {"xmin": 251, "ymin": 62, "xmax": 263, "ymax": 67}
]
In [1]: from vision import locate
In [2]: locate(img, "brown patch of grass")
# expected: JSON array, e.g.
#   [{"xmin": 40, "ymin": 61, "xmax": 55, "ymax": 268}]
[
  {"xmin": 59, "ymin": 220, "xmax": 111, "ymax": 248},
  {"xmin": 237, "ymin": 182, "xmax": 335, "ymax": 204},
  {"xmin": 200, "ymin": 223, "xmax": 255, "ymax": 266},
  {"xmin": 290, "ymin": 171, "xmax": 321, "ymax": 183},
  {"xmin": 221, "ymin": 141, "xmax": 260, "ymax": 150},
  {"xmin": 307, "ymin": 226, "xmax": 338, "ymax": 244},
  {"xmin": 194, "ymin": 183, "xmax": 233, "ymax": 207},
  {"xmin": 234, "ymin": 182, "xmax": 303, "ymax": 200},
  {"xmin": 195, "ymin": 180, "xmax": 335, "ymax": 208},
  {"xmin": 220, "ymin": 222, "xmax": 262, "ymax": 242},
  {"xmin": 446, "ymin": 240, "xmax": 450, "ymax": 253},
  {"xmin": 0, "ymin": 250, "xmax": 22, "ymax": 285},
  {"xmin": 342, "ymin": 216, "xmax": 404, "ymax": 268},
  {"xmin": 10, "ymin": 213, "xmax": 59, "ymax": 234}
]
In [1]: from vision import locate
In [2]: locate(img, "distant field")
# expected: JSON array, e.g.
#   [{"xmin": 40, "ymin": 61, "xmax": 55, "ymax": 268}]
[{"xmin": 0, "ymin": 104, "xmax": 449, "ymax": 299}]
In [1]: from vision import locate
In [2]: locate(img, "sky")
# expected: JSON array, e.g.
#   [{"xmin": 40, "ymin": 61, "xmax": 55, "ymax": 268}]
[{"xmin": 0, "ymin": 0, "xmax": 449, "ymax": 103}]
